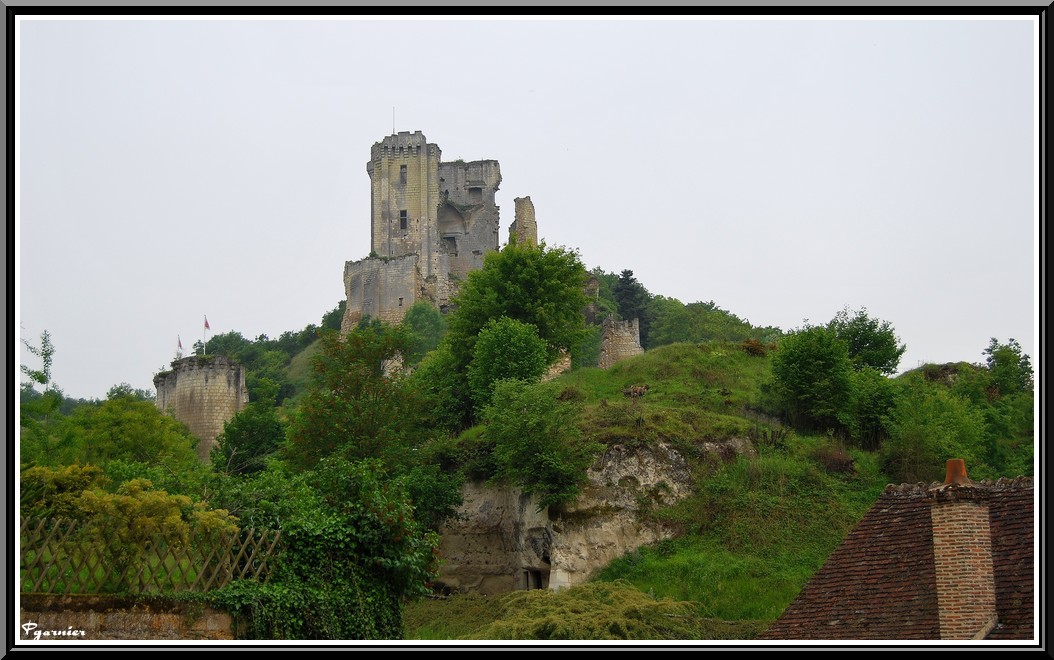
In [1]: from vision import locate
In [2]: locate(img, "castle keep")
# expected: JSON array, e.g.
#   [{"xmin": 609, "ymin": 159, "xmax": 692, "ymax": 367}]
[
  {"xmin": 339, "ymin": 130, "xmax": 643, "ymax": 374},
  {"xmin": 153, "ymin": 355, "xmax": 248, "ymax": 461},
  {"xmin": 341, "ymin": 131, "xmax": 502, "ymax": 330}
]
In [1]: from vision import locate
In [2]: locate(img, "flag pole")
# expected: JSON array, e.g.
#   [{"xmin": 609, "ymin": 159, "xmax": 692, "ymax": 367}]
[{"xmin": 203, "ymin": 315, "xmax": 209, "ymax": 356}]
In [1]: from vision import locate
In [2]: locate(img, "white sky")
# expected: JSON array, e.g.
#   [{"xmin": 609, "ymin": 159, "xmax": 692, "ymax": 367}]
[{"xmin": 15, "ymin": 16, "xmax": 1038, "ymax": 401}]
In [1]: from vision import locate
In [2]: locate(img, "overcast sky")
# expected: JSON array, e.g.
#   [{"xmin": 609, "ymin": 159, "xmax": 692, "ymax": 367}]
[{"xmin": 15, "ymin": 16, "xmax": 1038, "ymax": 401}]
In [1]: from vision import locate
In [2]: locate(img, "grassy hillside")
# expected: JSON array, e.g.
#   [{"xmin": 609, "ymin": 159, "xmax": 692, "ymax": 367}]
[{"xmin": 404, "ymin": 341, "xmax": 889, "ymax": 640}]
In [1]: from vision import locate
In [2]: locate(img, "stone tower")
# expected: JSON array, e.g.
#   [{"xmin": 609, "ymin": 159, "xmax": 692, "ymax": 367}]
[
  {"xmin": 368, "ymin": 131, "xmax": 444, "ymax": 264},
  {"xmin": 343, "ymin": 131, "xmax": 503, "ymax": 331},
  {"xmin": 598, "ymin": 317, "xmax": 644, "ymax": 369},
  {"xmin": 153, "ymin": 355, "xmax": 248, "ymax": 462},
  {"xmin": 509, "ymin": 196, "xmax": 538, "ymax": 247}
]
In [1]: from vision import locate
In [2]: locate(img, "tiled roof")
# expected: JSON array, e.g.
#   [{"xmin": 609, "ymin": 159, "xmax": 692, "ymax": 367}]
[
  {"xmin": 986, "ymin": 478, "xmax": 1034, "ymax": 640},
  {"xmin": 761, "ymin": 477, "xmax": 1033, "ymax": 640}
]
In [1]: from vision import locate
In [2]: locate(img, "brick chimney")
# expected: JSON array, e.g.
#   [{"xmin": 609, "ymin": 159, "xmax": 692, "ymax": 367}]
[{"xmin": 928, "ymin": 459, "xmax": 997, "ymax": 639}]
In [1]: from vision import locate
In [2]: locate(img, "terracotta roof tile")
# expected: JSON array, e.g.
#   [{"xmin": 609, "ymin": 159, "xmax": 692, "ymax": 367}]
[{"xmin": 760, "ymin": 477, "xmax": 1033, "ymax": 640}]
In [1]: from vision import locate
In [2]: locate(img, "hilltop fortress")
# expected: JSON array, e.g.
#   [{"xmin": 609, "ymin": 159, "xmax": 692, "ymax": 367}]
[
  {"xmin": 153, "ymin": 132, "xmax": 638, "ymax": 463},
  {"xmin": 340, "ymin": 131, "xmax": 537, "ymax": 331}
]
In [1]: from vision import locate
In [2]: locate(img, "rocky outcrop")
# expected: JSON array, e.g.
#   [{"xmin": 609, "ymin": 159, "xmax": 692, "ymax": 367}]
[{"xmin": 436, "ymin": 439, "xmax": 754, "ymax": 594}]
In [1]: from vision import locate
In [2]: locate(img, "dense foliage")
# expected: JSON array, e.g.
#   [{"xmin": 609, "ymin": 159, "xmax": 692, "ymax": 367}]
[
  {"xmin": 483, "ymin": 379, "xmax": 602, "ymax": 510},
  {"xmin": 284, "ymin": 323, "xmax": 422, "ymax": 469},
  {"xmin": 467, "ymin": 317, "xmax": 549, "ymax": 412},
  {"xmin": 212, "ymin": 458, "xmax": 438, "ymax": 639},
  {"xmin": 445, "ymin": 241, "xmax": 591, "ymax": 371},
  {"xmin": 21, "ymin": 266, "xmax": 1035, "ymax": 641},
  {"xmin": 826, "ymin": 306, "xmax": 906, "ymax": 375},
  {"xmin": 769, "ymin": 324, "xmax": 854, "ymax": 433}
]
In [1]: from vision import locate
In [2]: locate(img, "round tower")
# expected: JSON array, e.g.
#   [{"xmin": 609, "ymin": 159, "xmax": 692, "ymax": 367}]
[{"xmin": 153, "ymin": 355, "xmax": 248, "ymax": 462}]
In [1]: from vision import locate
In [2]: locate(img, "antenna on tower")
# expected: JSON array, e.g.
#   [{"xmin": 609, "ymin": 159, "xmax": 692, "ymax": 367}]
[{"xmin": 393, "ymin": 107, "xmax": 396, "ymax": 134}]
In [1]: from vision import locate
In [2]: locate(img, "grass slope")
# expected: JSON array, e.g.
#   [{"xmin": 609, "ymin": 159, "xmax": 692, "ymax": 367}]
[{"xmin": 404, "ymin": 342, "xmax": 888, "ymax": 640}]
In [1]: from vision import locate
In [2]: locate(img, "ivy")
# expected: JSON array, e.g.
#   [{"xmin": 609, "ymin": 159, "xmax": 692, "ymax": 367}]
[{"xmin": 210, "ymin": 457, "xmax": 438, "ymax": 640}]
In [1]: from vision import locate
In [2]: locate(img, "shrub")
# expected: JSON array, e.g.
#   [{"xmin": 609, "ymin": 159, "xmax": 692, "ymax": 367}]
[{"xmin": 484, "ymin": 380, "xmax": 602, "ymax": 510}]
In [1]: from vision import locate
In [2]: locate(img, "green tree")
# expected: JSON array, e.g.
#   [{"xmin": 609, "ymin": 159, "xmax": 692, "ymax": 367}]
[
  {"xmin": 467, "ymin": 317, "xmax": 549, "ymax": 412},
  {"xmin": 20, "ymin": 330, "xmax": 65, "ymax": 464},
  {"xmin": 321, "ymin": 300, "xmax": 347, "ymax": 332},
  {"xmin": 212, "ymin": 379, "xmax": 287, "ymax": 476},
  {"xmin": 402, "ymin": 301, "xmax": 447, "ymax": 366},
  {"xmin": 983, "ymin": 337, "xmax": 1034, "ymax": 396},
  {"xmin": 20, "ymin": 463, "xmax": 108, "ymax": 520},
  {"xmin": 881, "ymin": 380, "xmax": 988, "ymax": 483},
  {"xmin": 770, "ymin": 325, "xmax": 853, "ymax": 433},
  {"xmin": 446, "ymin": 241, "xmax": 591, "ymax": 372},
  {"xmin": 845, "ymin": 367, "xmax": 897, "ymax": 450},
  {"xmin": 285, "ymin": 325, "xmax": 424, "ymax": 469},
  {"xmin": 613, "ymin": 269, "xmax": 653, "ymax": 346},
  {"xmin": 105, "ymin": 383, "xmax": 154, "ymax": 401},
  {"xmin": 586, "ymin": 267, "xmax": 621, "ymax": 322},
  {"xmin": 483, "ymin": 379, "xmax": 602, "ymax": 510},
  {"xmin": 408, "ymin": 340, "xmax": 473, "ymax": 434},
  {"xmin": 647, "ymin": 296, "xmax": 692, "ymax": 347},
  {"xmin": 213, "ymin": 457, "xmax": 439, "ymax": 640},
  {"xmin": 826, "ymin": 306, "xmax": 906, "ymax": 375},
  {"xmin": 56, "ymin": 397, "xmax": 200, "ymax": 469}
]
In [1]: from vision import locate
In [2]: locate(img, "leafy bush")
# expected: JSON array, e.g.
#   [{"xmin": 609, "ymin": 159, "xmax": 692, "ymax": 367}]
[
  {"xmin": 212, "ymin": 458, "xmax": 438, "ymax": 640},
  {"xmin": 880, "ymin": 380, "xmax": 988, "ymax": 483},
  {"xmin": 826, "ymin": 306, "xmax": 906, "ymax": 375},
  {"xmin": 770, "ymin": 325, "xmax": 853, "ymax": 433},
  {"xmin": 402, "ymin": 301, "xmax": 447, "ymax": 366},
  {"xmin": 809, "ymin": 440, "xmax": 855, "ymax": 475},
  {"xmin": 740, "ymin": 338, "xmax": 768, "ymax": 356},
  {"xmin": 467, "ymin": 317, "xmax": 549, "ymax": 412},
  {"xmin": 483, "ymin": 380, "xmax": 602, "ymax": 510}
]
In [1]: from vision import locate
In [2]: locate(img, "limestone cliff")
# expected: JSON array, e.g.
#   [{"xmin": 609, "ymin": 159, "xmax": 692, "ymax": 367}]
[{"xmin": 436, "ymin": 438, "xmax": 755, "ymax": 594}]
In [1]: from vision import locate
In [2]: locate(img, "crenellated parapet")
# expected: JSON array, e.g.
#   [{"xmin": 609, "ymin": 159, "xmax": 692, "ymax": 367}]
[{"xmin": 153, "ymin": 355, "xmax": 248, "ymax": 462}]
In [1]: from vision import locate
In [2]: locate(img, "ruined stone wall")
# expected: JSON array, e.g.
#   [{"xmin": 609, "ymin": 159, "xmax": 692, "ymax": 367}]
[
  {"xmin": 341, "ymin": 254, "xmax": 420, "ymax": 330},
  {"xmin": 346, "ymin": 132, "xmax": 510, "ymax": 327},
  {"xmin": 598, "ymin": 317, "xmax": 644, "ymax": 368},
  {"xmin": 20, "ymin": 595, "xmax": 239, "ymax": 641},
  {"xmin": 437, "ymin": 159, "xmax": 501, "ymax": 279},
  {"xmin": 541, "ymin": 349, "xmax": 572, "ymax": 382},
  {"xmin": 153, "ymin": 355, "xmax": 247, "ymax": 462},
  {"xmin": 509, "ymin": 196, "xmax": 538, "ymax": 247}
]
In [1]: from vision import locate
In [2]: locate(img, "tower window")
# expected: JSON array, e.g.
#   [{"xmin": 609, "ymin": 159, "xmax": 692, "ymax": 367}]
[
  {"xmin": 399, "ymin": 210, "xmax": 408, "ymax": 230},
  {"xmin": 399, "ymin": 165, "xmax": 407, "ymax": 184}
]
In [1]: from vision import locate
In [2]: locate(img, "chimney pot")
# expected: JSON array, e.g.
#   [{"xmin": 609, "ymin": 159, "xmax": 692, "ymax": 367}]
[{"xmin": 944, "ymin": 458, "xmax": 970, "ymax": 486}]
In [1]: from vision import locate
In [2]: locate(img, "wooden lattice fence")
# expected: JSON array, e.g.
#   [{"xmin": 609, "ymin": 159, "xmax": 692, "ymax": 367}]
[{"xmin": 20, "ymin": 517, "xmax": 281, "ymax": 595}]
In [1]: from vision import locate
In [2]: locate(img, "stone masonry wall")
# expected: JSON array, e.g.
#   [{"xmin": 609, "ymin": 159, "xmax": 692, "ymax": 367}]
[
  {"xmin": 342, "ymin": 254, "xmax": 420, "ymax": 329},
  {"xmin": 509, "ymin": 196, "xmax": 538, "ymax": 247},
  {"xmin": 153, "ymin": 355, "xmax": 248, "ymax": 462},
  {"xmin": 346, "ymin": 132, "xmax": 504, "ymax": 326},
  {"xmin": 19, "ymin": 595, "xmax": 239, "ymax": 641},
  {"xmin": 367, "ymin": 131, "xmax": 442, "ymax": 261},
  {"xmin": 598, "ymin": 317, "xmax": 644, "ymax": 368}
]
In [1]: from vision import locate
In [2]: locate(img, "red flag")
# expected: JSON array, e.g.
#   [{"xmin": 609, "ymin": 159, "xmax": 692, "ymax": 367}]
[
  {"xmin": 178, "ymin": 336, "xmax": 183, "ymax": 350},
  {"xmin": 204, "ymin": 316, "xmax": 210, "ymax": 331}
]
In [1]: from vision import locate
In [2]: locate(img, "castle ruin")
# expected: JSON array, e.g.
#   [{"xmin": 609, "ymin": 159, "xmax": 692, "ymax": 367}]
[
  {"xmin": 339, "ymin": 130, "xmax": 644, "ymax": 372},
  {"xmin": 598, "ymin": 317, "xmax": 644, "ymax": 369},
  {"xmin": 341, "ymin": 131, "xmax": 502, "ymax": 331},
  {"xmin": 509, "ymin": 196, "xmax": 538, "ymax": 247},
  {"xmin": 153, "ymin": 355, "xmax": 248, "ymax": 462}
]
